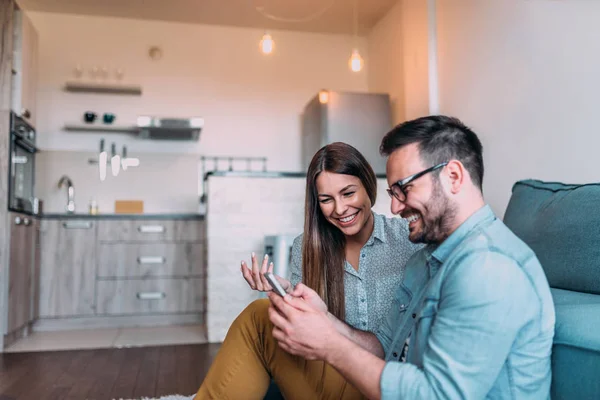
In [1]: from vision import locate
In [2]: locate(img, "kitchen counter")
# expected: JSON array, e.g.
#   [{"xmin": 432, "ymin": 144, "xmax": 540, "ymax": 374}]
[
  {"xmin": 8, "ymin": 208, "xmax": 204, "ymax": 220},
  {"xmin": 41, "ymin": 213, "xmax": 204, "ymax": 220}
]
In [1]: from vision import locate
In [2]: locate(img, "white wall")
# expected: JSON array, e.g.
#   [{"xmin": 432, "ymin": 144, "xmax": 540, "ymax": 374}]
[
  {"xmin": 29, "ymin": 12, "xmax": 369, "ymax": 172},
  {"xmin": 367, "ymin": 1, "xmax": 405, "ymax": 123},
  {"xmin": 36, "ymin": 151, "xmax": 200, "ymax": 213},
  {"xmin": 436, "ymin": 0, "xmax": 600, "ymax": 215},
  {"xmin": 367, "ymin": 0, "xmax": 429, "ymax": 125}
]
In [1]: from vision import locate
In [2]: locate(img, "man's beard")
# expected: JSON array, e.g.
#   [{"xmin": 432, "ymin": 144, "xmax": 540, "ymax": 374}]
[{"xmin": 411, "ymin": 179, "xmax": 457, "ymax": 245}]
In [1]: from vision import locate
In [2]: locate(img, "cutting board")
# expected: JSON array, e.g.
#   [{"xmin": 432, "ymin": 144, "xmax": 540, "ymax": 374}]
[{"xmin": 115, "ymin": 200, "xmax": 144, "ymax": 214}]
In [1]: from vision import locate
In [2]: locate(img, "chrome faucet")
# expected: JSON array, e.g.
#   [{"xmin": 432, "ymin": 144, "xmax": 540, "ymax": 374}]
[{"xmin": 58, "ymin": 175, "xmax": 75, "ymax": 213}]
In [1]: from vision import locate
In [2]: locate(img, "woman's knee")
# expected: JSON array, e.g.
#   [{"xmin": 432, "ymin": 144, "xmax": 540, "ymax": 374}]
[{"xmin": 230, "ymin": 298, "xmax": 272, "ymax": 332}]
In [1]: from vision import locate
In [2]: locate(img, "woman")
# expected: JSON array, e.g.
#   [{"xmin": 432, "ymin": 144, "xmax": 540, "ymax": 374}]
[{"xmin": 196, "ymin": 142, "xmax": 422, "ymax": 399}]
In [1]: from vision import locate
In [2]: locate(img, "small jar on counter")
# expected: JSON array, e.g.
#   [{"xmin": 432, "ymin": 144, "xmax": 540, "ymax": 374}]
[{"xmin": 89, "ymin": 199, "xmax": 99, "ymax": 215}]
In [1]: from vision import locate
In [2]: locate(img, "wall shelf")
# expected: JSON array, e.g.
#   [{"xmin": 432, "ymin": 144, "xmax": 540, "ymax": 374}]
[
  {"xmin": 64, "ymin": 124, "xmax": 140, "ymax": 134},
  {"xmin": 64, "ymin": 81, "xmax": 142, "ymax": 96}
]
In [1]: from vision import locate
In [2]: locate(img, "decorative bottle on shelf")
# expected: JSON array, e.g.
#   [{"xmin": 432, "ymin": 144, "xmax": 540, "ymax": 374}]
[{"xmin": 89, "ymin": 199, "xmax": 99, "ymax": 215}]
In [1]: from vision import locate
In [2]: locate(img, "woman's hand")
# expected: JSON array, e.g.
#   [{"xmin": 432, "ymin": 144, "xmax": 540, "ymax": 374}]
[{"xmin": 241, "ymin": 252, "xmax": 292, "ymax": 293}]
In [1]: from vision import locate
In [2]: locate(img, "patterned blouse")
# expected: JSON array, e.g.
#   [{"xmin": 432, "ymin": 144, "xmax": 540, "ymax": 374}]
[{"xmin": 289, "ymin": 212, "xmax": 423, "ymax": 333}]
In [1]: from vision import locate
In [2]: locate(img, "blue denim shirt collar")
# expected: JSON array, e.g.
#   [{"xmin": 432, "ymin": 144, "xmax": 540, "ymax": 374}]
[{"xmin": 431, "ymin": 204, "xmax": 495, "ymax": 265}]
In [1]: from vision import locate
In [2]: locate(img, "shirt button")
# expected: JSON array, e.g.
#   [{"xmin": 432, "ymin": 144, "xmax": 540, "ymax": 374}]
[
  {"xmin": 360, "ymin": 298, "xmax": 365, "ymax": 303},
  {"xmin": 400, "ymin": 304, "xmax": 405, "ymax": 309},
  {"xmin": 362, "ymin": 322, "xmax": 367, "ymax": 326},
  {"xmin": 361, "ymin": 253, "xmax": 366, "ymax": 258},
  {"xmin": 392, "ymin": 352, "xmax": 398, "ymax": 358},
  {"xmin": 412, "ymin": 313, "xmax": 416, "ymax": 318}
]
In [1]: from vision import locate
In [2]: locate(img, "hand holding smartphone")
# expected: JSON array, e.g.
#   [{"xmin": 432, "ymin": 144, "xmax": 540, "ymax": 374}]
[{"xmin": 264, "ymin": 272, "xmax": 288, "ymax": 297}]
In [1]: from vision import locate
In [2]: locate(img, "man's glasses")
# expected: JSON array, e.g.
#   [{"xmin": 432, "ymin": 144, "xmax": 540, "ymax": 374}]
[{"xmin": 387, "ymin": 162, "xmax": 449, "ymax": 202}]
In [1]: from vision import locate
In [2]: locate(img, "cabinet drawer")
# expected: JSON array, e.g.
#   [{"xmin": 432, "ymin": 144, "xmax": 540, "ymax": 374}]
[
  {"xmin": 95, "ymin": 278, "xmax": 204, "ymax": 315},
  {"xmin": 98, "ymin": 243, "xmax": 204, "ymax": 278},
  {"xmin": 98, "ymin": 220, "xmax": 204, "ymax": 242}
]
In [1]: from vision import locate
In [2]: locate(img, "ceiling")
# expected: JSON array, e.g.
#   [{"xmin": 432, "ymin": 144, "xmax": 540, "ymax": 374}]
[{"xmin": 17, "ymin": 0, "xmax": 399, "ymax": 35}]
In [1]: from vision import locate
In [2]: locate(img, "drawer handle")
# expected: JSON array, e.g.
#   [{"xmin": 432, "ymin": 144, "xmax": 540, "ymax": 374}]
[
  {"xmin": 137, "ymin": 256, "xmax": 166, "ymax": 264},
  {"xmin": 136, "ymin": 292, "xmax": 166, "ymax": 300},
  {"xmin": 138, "ymin": 225, "xmax": 165, "ymax": 233},
  {"xmin": 63, "ymin": 221, "xmax": 92, "ymax": 229}
]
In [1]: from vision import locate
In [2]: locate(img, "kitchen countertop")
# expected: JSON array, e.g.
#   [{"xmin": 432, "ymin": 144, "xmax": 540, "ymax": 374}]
[
  {"xmin": 9, "ymin": 208, "xmax": 204, "ymax": 220},
  {"xmin": 41, "ymin": 213, "xmax": 204, "ymax": 220}
]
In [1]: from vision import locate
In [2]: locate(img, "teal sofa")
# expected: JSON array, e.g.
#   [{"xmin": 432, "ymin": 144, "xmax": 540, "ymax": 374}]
[{"xmin": 503, "ymin": 179, "xmax": 600, "ymax": 399}]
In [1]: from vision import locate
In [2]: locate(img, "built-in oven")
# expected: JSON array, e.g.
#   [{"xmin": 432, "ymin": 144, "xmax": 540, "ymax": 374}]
[{"xmin": 9, "ymin": 111, "xmax": 38, "ymax": 214}]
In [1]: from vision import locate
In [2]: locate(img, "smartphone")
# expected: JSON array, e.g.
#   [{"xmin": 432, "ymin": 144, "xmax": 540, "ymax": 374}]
[{"xmin": 264, "ymin": 272, "xmax": 287, "ymax": 297}]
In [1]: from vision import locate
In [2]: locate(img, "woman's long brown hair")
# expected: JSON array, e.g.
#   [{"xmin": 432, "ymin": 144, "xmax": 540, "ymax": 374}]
[{"xmin": 302, "ymin": 142, "xmax": 377, "ymax": 320}]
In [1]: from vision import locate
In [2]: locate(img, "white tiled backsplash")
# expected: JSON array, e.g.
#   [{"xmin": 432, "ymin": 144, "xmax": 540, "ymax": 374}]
[{"xmin": 35, "ymin": 150, "xmax": 201, "ymax": 214}]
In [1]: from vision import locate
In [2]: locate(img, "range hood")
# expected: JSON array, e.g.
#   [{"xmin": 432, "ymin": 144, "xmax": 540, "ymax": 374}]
[{"xmin": 136, "ymin": 116, "xmax": 203, "ymax": 141}]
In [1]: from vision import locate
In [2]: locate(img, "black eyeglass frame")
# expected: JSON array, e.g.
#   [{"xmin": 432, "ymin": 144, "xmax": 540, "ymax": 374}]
[{"xmin": 387, "ymin": 161, "xmax": 449, "ymax": 201}]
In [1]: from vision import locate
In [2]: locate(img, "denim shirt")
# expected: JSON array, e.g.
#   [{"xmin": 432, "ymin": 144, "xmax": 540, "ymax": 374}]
[{"xmin": 376, "ymin": 205, "xmax": 556, "ymax": 399}]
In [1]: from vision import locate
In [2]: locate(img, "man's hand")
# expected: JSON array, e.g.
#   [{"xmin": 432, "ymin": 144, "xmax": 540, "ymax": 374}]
[
  {"xmin": 267, "ymin": 291, "xmax": 338, "ymax": 361},
  {"xmin": 288, "ymin": 283, "xmax": 327, "ymax": 313},
  {"xmin": 267, "ymin": 291, "xmax": 386, "ymax": 400}
]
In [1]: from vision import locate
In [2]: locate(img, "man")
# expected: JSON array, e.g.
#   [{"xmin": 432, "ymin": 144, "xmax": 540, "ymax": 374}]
[{"xmin": 267, "ymin": 115, "xmax": 555, "ymax": 399}]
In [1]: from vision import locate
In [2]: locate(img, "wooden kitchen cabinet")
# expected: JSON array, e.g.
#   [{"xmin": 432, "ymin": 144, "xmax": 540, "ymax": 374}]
[
  {"xmin": 97, "ymin": 242, "xmax": 204, "ymax": 278},
  {"xmin": 97, "ymin": 219, "xmax": 204, "ymax": 242},
  {"xmin": 34, "ymin": 216, "xmax": 205, "ymax": 329},
  {"xmin": 38, "ymin": 219, "xmax": 96, "ymax": 317},
  {"xmin": 11, "ymin": 7, "xmax": 38, "ymax": 128},
  {"xmin": 6, "ymin": 213, "xmax": 36, "ymax": 334},
  {"xmin": 96, "ymin": 278, "xmax": 205, "ymax": 315},
  {"xmin": 95, "ymin": 218, "xmax": 205, "ymax": 317}
]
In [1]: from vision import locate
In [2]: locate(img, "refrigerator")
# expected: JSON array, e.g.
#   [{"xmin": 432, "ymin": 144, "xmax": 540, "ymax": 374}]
[{"xmin": 301, "ymin": 90, "xmax": 393, "ymax": 175}]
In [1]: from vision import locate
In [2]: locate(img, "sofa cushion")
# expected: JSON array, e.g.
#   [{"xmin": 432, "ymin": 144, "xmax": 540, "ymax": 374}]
[
  {"xmin": 551, "ymin": 288, "xmax": 600, "ymax": 352},
  {"xmin": 503, "ymin": 179, "xmax": 600, "ymax": 295},
  {"xmin": 550, "ymin": 288, "xmax": 600, "ymax": 399}
]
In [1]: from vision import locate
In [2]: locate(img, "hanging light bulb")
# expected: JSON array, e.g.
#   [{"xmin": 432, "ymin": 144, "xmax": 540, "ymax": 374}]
[
  {"xmin": 348, "ymin": 0, "xmax": 364, "ymax": 72},
  {"xmin": 349, "ymin": 49, "xmax": 364, "ymax": 72},
  {"xmin": 260, "ymin": 32, "xmax": 275, "ymax": 55},
  {"xmin": 319, "ymin": 90, "xmax": 329, "ymax": 104}
]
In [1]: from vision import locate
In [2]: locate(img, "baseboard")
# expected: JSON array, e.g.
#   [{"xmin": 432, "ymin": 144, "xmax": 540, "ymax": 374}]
[
  {"xmin": 2, "ymin": 323, "xmax": 32, "ymax": 350},
  {"xmin": 32, "ymin": 313, "xmax": 205, "ymax": 332}
]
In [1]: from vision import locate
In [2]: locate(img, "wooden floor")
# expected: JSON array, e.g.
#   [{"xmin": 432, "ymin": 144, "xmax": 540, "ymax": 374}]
[{"xmin": 0, "ymin": 343, "xmax": 221, "ymax": 400}]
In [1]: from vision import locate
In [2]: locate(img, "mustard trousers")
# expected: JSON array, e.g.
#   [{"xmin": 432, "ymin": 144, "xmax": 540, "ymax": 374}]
[{"xmin": 195, "ymin": 299, "xmax": 365, "ymax": 400}]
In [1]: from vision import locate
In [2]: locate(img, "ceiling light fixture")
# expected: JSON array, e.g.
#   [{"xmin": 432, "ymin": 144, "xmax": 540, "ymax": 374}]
[
  {"xmin": 349, "ymin": 49, "xmax": 364, "ymax": 73},
  {"xmin": 319, "ymin": 90, "xmax": 329, "ymax": 104},
  {"xmin": 348, "ymin": 0, "xmax": 363, "ymax": 72},
  {"xmin": 260, "ymin": 32, "xmax": 275, "ymax": 55}
]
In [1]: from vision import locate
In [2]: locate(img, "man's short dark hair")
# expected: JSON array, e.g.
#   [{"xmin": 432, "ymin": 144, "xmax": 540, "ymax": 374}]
[{"xmin": 379, "ymin": 115, "xmax": 484, "ymax": 191}]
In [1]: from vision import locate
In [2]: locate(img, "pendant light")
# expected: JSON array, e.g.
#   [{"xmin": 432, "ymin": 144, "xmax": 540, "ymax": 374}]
[
  {"xmin": 260, "ymin": 32, "xmax": 275, "ymax": 55},
  {"xmin": 349, "ymin": 49, "xmax": 364, "ymax": 72},
  {"xmin": 349, "ymin": 0, "xmax": 363, "ymax": 72}
]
